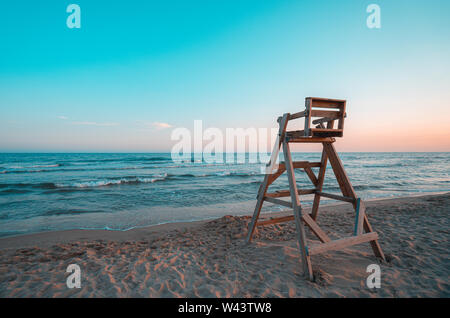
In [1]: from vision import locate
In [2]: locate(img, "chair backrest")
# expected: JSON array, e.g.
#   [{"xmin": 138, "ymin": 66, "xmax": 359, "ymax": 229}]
[{"xmin": 304, "ymin": 97, "xmax": 346, "ymax": 137}]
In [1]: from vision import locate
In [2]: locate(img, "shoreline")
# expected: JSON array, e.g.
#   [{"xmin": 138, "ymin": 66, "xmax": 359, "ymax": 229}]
[
  {"xmin": 0, "ymin": 191, "xmax": 448, "ymax": 297},
  {"xmin": 0, "ymin": 191, "xmax": 448, "ymax": 250}
]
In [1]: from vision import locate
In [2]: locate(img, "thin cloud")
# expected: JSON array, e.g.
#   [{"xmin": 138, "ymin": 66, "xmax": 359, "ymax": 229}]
[
  {"xmin": 152, "ymin": 122, "xmax": 172, "ymax": 130},
  {"xmin": 72, "ymin": 121, "xmax": 119, "ymax": 127},
  {"xmin": 58, "ymin": 116, "xmax": 68, "ymax": 120}
]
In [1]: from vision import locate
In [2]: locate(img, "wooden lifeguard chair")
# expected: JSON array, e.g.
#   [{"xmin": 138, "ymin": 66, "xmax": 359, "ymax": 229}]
[{"xmin": 246, "ymin": 97, "xmax": 385, "ymax": 281}]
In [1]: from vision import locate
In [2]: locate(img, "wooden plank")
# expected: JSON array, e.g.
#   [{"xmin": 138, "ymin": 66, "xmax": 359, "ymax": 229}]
[
  {"xmin": 257, "ymin": 215, "xmax": 294, "ymax": 226},
  {"xmin": 310, "ymin": 110, "xmax": 341, "ymax": 119},
  {"xmin": 287, "ymin": 160, "xmax": 310, "ymax": 169},
  {"xmin": 265, "ymin": 191, "xmax": 290, "ymax": 198},
  {"xmin": 265, "ymin": 133, "xmax": 281, "ymax": 175},
  {"xmin": 246, "ymin": 173, "xmax": 271, "ymax": 243},
  {"xmin": 304, "ymin": 98, "xmax": 311, "ymax": 137},
  {"xmin": 354, "ymin": 198, "xmax": 365, "ymax": 236},
  {"xmin": 302, "ymin": 161, "xmax": 322, "ymax": 168},
  {"xmin": 323, "ymin": 142, "xmax": 353, "ymax": 198},
  {"xmin": 304, "ymin": 167, "xmax": 318, "ymax": 186},
  {"xmin": 265, "ymin": 189, "xmax": 315, "ymax": 198},
  {"xmin": 311, "ymin": 131, "xmax": 343, "ymax": 138},
  {"xmin": 288, "ymin": 110, "xmax": 307, "ymax": 121},
  {"xmin": 291, "ymin": 161, "xmax": 322, "ymax": 169},
  {"xmin": 265, "ymin": 113, "xmax": 289, "ymax": 175},
  {"xmin": 264, "ymin": 196, "xmax": 292, "ymax": 208},
  {"xmin": 302, "ymin": 213, "xmax": 331, "ymax": 243},
  {"xmin": 338, "ymin": 100, "xmax": 346, "ymax": 130},
  {"xmin": 288, "ymin": 130, "xmax": 341, "ymax": 140},
  {"xmin": 322, "ymin": 142, "xmax": 385, "ymax": 261},
  {"xmin": 323, "ymin": 142, "xmax": 361, "ymax": 204},
  {"xmin": 308, "ymin": 232, "xmax": 378, "ymax": 256},
  {"xmin": 363, "ymin": 214, "xmax": 386, "ymax": 261},
  {"xmin": 286, "ymin": 130, "xmax": 305, "ymax": 139},
  {"xmin": 257, "ymin": 213, "xmax": 331, "ymax": 244},
  {"xmin": 247, "ymin": 113, "xmax": 289, "ymax": 243},
  {"xmin": 307, "ymin": 97, "xmax": 346, "ymax": 109},
  {"xmin": 326, "ymin": 119, "xmax": 335, "ymax": 129},
  {"xmin": 283, "ymin": 140, "xmax": 313, "ymax": 280},
  {"xmin": 277, "ymin": 110, "xmax": 307, "ymax": 122},
  {"xmin": 311, "ymin": 147, "xmax": 327, "ymax": 220},
  {"xmin": 310, "ymin": 102, "xmax": 344, "ymax": 109},
  {"xmin": 276, "ymin": 160, "xmax": 320, "ymax": 171},
  {"xmin": 306, "ymin": 97, "xmax": 346, "ymax": 102},
  {"xmin": 315, "ymin": 191, "xmax": 355, "ymax": 203},
  {"xmin": 288, "ymin": 137, "xmax": 335, "ymax": 143},
  {"xmin": 267, "ymin": 165, "xmax": 286, "ymax": 185},
  {"xmin": 312, "ymin": 132, "xmax": 343, "ymax": 138},
  {"xmin": 310, "ymin": 128, "xmax": 343, "ymax": 133},
  {"xmin": 312, "ymin": 117, "xmax": 336, "ymax": 125},
  {"xmin": 256, "ymin": 210, "xmax": 331, "ymax": 244}
]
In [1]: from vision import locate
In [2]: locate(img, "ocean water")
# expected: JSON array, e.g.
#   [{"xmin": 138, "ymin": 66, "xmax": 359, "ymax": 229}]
[{"xmin": 0, "ymin": 152, "xmax": 449, "ymax": 237}]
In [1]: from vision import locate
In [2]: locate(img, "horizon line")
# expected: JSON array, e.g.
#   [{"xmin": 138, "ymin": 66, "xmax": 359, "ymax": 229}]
[{"xmin": 0, "ymin": 151, "xmax": 449, "ymax": 154}]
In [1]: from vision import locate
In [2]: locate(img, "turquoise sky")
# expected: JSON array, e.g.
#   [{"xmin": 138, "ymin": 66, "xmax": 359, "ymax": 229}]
[{"xmin": 1, "ymin": 0, "xmax": 449, "ymax": 152}]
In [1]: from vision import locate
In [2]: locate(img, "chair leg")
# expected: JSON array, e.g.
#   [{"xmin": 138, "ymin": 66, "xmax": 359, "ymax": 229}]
[
  {"xmin": 311, "ymin": 147, "xmax": 328, "ymax": 220},
  {"xmin": 248, "ymin": 113, "xmax": 290, "ymax": 242},
  {"xmin": 246, "ymin": 174, "xmax": 270, "ymax": 243},
  {"xmin": 283, "ymin": 140, "xmax": 314, "ymax": 280}
]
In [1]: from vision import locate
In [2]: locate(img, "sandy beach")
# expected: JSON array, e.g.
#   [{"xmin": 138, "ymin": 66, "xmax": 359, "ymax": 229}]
[{"xmin": 0, "ymin": 192, "xmax": 448, "ymax": 298}]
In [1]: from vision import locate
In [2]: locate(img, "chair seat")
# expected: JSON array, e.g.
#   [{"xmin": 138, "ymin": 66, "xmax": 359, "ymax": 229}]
[
  {"xmin": 286, "ymin": 129, "xmax": 343, "ymax": 138},
  {"xmin": 309, "ymin": 128, "xmax": 343, "ymax": 137}
]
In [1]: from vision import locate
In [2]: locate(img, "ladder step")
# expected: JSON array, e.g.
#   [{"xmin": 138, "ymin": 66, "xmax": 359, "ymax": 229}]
[
  {"xmin": 257, "ymin": 215, "xmax": 294, "ymax": 226},
  {"xmin": 278, "ymin": 161, "xmax": 322, "ymax": 168},
  {"xmin": 316, "ymin": 191, "xmax": 355, "ymax": 203},
  {"xmin": 263, "ymin": 197, "xmax": 292, "ymax": 208},
  {"xmin": 297, "ymin": 161, "xmax": 321, "ymax": 168},
  {"xmin": 265, "ymin": 189, "xmax": 315, "ymax": 198},
  {"xmin": 308, "ymin": 232, "xmax": 378, "ymax": 256}
]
